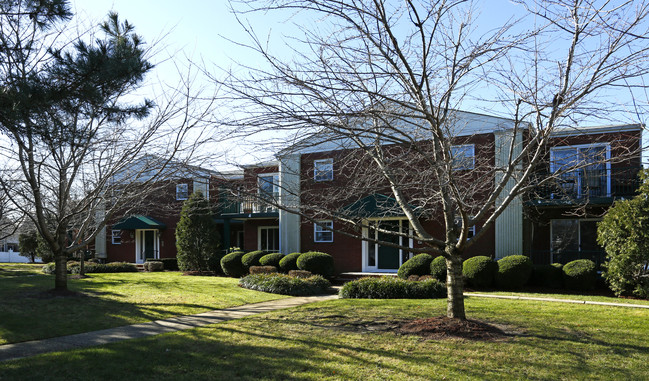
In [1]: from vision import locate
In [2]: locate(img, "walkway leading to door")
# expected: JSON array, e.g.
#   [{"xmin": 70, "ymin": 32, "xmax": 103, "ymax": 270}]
[{"xmin": 0, "ymin": 294, "xmax": 337, "ymax": 363}]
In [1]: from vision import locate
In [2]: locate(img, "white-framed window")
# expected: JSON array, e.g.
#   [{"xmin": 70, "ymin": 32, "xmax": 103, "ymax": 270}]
[
  {"xmin": 111, "ymin": 230, "xmax": 122, "ymax": 245},
  {"xmin": 550, "ymin": 144, "xmax": 610, "ymax": 198},
  {"xmin": 257, "ymin": 173, "xmax": 279, "ymax": 212},
  {"xmin": 314, "ymin": 158, "xmax": 334, "ymax": 181},
  {"xmin": 258, "ymin": 226, "xmax": 280, "ymax": 252},
  {"xmin": 314, "ymin": 220, "xmax": 334, "ymax": 243},
  {"xmin": 176, "ymin": 183, "xmax": 189, "ymax": 200},
  {"xmin": 450, "ymin": 144, "xmax": 475, "ymax": 170}
]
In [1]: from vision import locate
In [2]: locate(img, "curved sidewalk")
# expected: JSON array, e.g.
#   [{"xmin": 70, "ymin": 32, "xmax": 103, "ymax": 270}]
[{"xmin": 0, "ymin": 294, "xmax": 337, "ymax": 363}]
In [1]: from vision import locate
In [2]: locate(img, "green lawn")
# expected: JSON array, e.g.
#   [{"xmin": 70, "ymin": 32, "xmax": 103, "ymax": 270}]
[
  {"xmin": 0, "ymin": 263, "xmax": 287, "ymax": 345},
  {"xmin": 473, "ymin": 290, "xmax": 649, "ymax": 305},
  {"xmin": 2, "ymin": 297, "xmax": 647, "ymax": 380}
]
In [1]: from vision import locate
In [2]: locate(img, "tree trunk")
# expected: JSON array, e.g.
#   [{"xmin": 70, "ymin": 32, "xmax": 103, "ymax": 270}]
[
  {"xmin": 446, "ymin": 254, "xmax": 466, "ymax": 319},
  {"xmin": 54, "ymin": 252, "xmax": 68, "ymax": 291}
]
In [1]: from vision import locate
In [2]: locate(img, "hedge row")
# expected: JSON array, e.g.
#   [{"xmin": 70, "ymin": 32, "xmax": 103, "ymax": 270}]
[
  {"xmin": 396, "ymin": 254, "xmax": 599, "ymax": 291},
  {"xmin": 221, "ymin": 250, "xmax": 334, "ymax": 278},
  {"xmin": 239, "ymin": 273, "xmax": 331, "ymax": 296},
  {"xmin": 42, "ymin": 261, "xmax": 138, "ymax": 274},
  {"xmin": 339, "ymin": 276, "xmax": 446, "ymax": 299}
]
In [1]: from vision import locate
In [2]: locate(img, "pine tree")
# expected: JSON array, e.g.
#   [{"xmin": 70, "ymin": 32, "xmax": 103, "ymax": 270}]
[{"xmin": 175, "ymin": 192, "xmax": 220, "ymax": 272}]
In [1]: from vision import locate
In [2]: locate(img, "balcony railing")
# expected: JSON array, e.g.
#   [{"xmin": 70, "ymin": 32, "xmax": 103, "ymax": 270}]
[
  {"xmin": 220, "ymin": 193, "xmax": 279, "ymax": 215},
  {"xmin": 530, "ymin": 166, "xmax": 640, "ymax": 203}
]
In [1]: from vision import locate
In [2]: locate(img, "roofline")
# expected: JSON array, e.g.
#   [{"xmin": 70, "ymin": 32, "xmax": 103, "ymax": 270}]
[{"xmin": 550, "ymin": 123, "xmax": 643, "ymax": 137}]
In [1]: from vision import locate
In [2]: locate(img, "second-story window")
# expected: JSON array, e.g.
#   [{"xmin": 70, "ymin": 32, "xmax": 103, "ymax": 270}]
[
  {"xmin": 550, "ymin": 144, "xmax": 609, "ymax": 198},
  {"xmin": 176, "ymin": 183, "xmax": 189, "ymax": 200},
  {"xmin": 314, "ymin": 159, "xmax": 334, "ymax": 181},
  {"xmin": 450, "ymin": 144, "xmax": 475, "ymax": 170}
]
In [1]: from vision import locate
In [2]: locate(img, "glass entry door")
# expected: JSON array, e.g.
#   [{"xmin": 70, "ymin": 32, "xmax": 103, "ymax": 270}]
[{"xmin": 364, "ymin": 219, "xmax": 412, "ymax": 272}]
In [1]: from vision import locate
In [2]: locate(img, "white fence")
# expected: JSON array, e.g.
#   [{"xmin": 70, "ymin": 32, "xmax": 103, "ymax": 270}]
[{"xmin": 0, "ymin": 251, "xmax": 42, "ymax": 263}]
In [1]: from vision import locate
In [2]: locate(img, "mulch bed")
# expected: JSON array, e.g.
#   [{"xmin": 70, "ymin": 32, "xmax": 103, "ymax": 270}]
[{"xmin": 396, "ymin": 316, "xmax": 512, "ymax": 341}]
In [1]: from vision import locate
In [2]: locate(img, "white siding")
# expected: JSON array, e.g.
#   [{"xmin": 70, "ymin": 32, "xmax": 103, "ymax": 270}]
[
  {"xmin": 278, "ymin": 154, "xmax": 301, "ymax": 254},
  {"xmin": 494, "ymin": 130, "xmax": 524, "ymax": 259}
]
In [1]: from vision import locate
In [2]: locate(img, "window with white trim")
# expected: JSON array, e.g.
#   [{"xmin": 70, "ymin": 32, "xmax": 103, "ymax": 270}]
[
  {"xmin": 314, "ymin": 159, "xmax": 334, "ymax": 181},
  {"xmin": 550, "ymin": 144, "xmax": 610, "ymax": 198},
  {"xmin": 450, "ymin": 144, "xmax": 475, "ymax": 170},
  {"xmin": 314, "ymin": 220, "xmax": 334, "ymax": 242},
  {"xmin": 111, "ymin": 230, "xmax": 122, "ymax": 245},
  {"xmin": 176, "ymin": 183, "xmax": 189, "ymax": 200},
  {"xmin": 258, "ymin": 226, "xmax": 280, "ymax": 252}
]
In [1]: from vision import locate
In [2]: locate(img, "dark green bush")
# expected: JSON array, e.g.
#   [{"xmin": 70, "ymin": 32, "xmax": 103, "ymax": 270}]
[
  {"xmin": 241, "ymin": 250, "xmax": 267, "ymax": 270},
  {"xmin": 279, "ymin": 252, "xmax": 301, "ymax": 273},
  {"xmin": 220, "ymin": 251, "xmax": 247, "ymax": 277},
  {"xmin": 339, "ymin": 276, "xmax": 446, "ymax": 299},
  {"xmin": 259, "ymin": 253, "xmax": 285, "ymax": 268},
  {"xmin": 563, "ymin": 259, "xmax": 597, "ymax": 291},
  {"xmin": 397, "ymin": 254, "xmax": 433, "ymax": 279},
  {"xmin": 495, "ymin": 255, "xmax": 533, "ymax": 290},
  {"xmin": 430, "ymin": 256, "xmax": 447, "ymax": 281},
  {"xmin": 239, "ymin": 274, "xmax": 331, "ymax": 296},
  {"xmin": 530, "ymin": 263, "xmax": 564, "ymax": 289},
  {"xmin": 297, "ymin": 251, "xmax": 334, "ymax": 276},
  {"xmin": 462, "ymin": 256, "xmax": 497, "ymax": 289},
  {"xmin": 159, "ymin": 258, "xmax": 179, "ymax": 271},
  {"xmin": 207, "ymin": 253, "xmax": 224, "ymax": 274},
  {"xmin": 66, "ymin": 261, "xmax": 138, "ymax": 274},
  {"xmin": 249, "ymin": 265, "xmax": 278, "ymax": 274}
]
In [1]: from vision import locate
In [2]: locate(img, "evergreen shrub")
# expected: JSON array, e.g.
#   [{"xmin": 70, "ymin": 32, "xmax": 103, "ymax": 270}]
[
  {"xmin": 339, "ymin": 276, "xmax": 446, "ymax": 299},
  {"xmin": 220, "ymin": 251, "xmax": 247, "ymax": 277},
  {"xmin": 563, "ymin": 259, "xmax": 597, "ymax": 291},
  {"xmin": 239, "ymin": 274, "xmax": 330, "ymax": 296},
  {"xmin": 296, "ymin": 251, "xmax": 334, "ymax": 276},
  {"xmin": 495, "ymin": 255, "xmax": 533, "ymax": 289},
  {"xmin": 259, "ymin": 253, "xmax": 285, "ymax": 268},
  {"xmin": 430, "ymin": 256, "xmax": 447, "ymax": 281},
  {"xmin": 462, "ymin": 256, "xmax": 497, "ymax": 289},
  {"xmin": 279, "ymin": 252, "xmax": 301, "ymax": 272},
  {"xmin": 397, "ymin": 254, "xmax": 433, "ymax": 279}
]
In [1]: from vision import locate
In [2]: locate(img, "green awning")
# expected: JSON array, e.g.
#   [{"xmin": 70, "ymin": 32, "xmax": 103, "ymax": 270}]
[
  {"xmin": 342, "ymin": 194, "xmax": 410, "ymax": 218},
  {"xmin": 113, "ymin": 215, "xmax": 166, "ymax": 230}
]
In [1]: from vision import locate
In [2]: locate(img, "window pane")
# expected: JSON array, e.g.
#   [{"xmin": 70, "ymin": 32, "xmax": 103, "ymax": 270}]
[
  {"xmin": 551, "ymin": 219, "xmax": 579, "ymax": 263},
  {"xmin": 451, "ymin": 145, "xmax": 474, "ymax": 170},
  {"xmin": 314, "ymin": 159, "xmax": 333, "ymax": 181}
]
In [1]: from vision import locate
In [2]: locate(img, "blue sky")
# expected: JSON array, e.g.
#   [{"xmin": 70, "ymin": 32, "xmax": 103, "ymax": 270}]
[{"xmin": 68, "ymin": 1, "xmax": 648, "ymax": 166}]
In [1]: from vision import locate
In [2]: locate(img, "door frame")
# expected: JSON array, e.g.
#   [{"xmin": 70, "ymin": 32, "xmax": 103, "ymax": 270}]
[
  {"xmin": 362, "ymin": 218, "xmax": 413, "ymax": 272},
  {"xmin": 135, "ymin": 229, "xmax": 160, "ymax": 264}
]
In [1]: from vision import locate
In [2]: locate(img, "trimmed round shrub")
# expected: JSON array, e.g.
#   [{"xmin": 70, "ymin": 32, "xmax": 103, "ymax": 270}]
[
  {"xmin": 495, "ymin": 255, "xmax": 533, "ymax": 290},
  {"xmin": 239, "ymin": 274, "xmax": 331, "ymax": 296},
  {"xmin": 397, "ymin": 253, "xmax": 433, "ymax": 279},
  {"xmin": 241, "ymin": 250, "xmax": 267, "ymax": 271},
  {"xmin": 42, "ymin": 262, "xmax": 56, "ymax": 274},
  {"xmin": 279, "ymin": 252, "xmax": 301, "ymax": 273},
  {"xmin": 462, "ymin": 256, "xmax": 497, "ymax": 289},
  {"xmin": 297, "ymin": 251, "xmax": 334, "ymax": 276},
  {"xmin": 207, "ymin": 253, "xmax": 225, "ymax": 274},
  {"xmin": 339, "ymin": 276, "xmax": 446, "ymax": 299},
  {"xmin": 430, "ymin": 256, "xmax": 447, "ymax": 282},
  {"xmin": 563, "ymin": 259, "xmax": 597, "ymax": 291},
  {"xmin": 530, "ymin": 263, "xmax": 564, "ymax": 289},
  {"xmin": 220, "ymin": 251, "xmax": 246, "ymax": 277},
  {"xmin": 259, "ymin": 253, "xmax": 285, "ymax": 268}
]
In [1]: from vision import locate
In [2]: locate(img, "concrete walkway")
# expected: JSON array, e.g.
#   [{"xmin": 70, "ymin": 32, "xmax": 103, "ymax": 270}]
[
  {"xmin": 465, "ymin": 293, "xmax": 649, "ymax": 309},
  {"xmin": 0, "ymin": 294, "xmax": 337, "ymax": 363}
]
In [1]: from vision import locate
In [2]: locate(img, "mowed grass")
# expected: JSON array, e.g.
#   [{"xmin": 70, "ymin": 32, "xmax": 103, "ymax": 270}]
[
  {"xmin": 2, "ymin": 297, "xmax": 647, "ymax": 380},
  {"xmin": 0, "ymin": 263, "xmax": 287, "ymax": 345},
  {"xmin": 476, "ymin": 291, "xmax": 649, "ymax": 305}
]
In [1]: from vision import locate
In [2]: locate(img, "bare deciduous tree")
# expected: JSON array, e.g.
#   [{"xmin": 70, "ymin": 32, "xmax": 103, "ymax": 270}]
[{"xmin": 215, "ymin": 0, "xmax": 648, "ymax": 319}]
